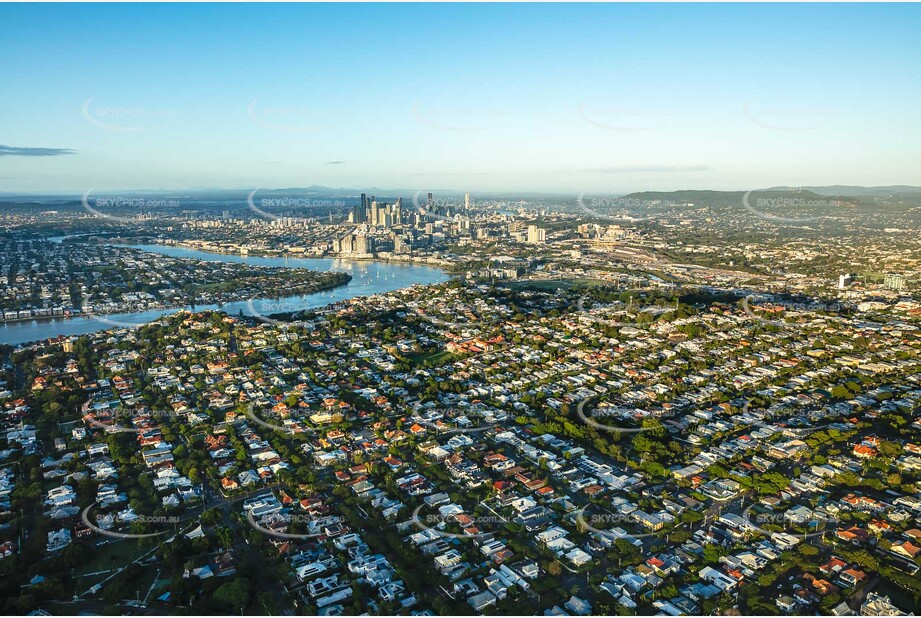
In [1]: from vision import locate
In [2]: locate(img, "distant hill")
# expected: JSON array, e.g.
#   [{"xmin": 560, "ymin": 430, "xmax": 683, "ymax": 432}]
[
  {"xmin": 615, "ymin": 190, "xmax": 742, "ymax": 206},
  {"xmin": 616, "ymin": 189, "xmax": 832, "ymax": 207},
  {"xmin": 766, "ymin": 185, "xmax": 921, "ymax": 197}
]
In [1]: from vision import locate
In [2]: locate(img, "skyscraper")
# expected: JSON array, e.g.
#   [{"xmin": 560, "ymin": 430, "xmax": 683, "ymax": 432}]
[
  {"xmin": 353, "ymin": 193, "xmax": 368, "ymax": 223},
  {"xmin": 370, "ymin": 201, "xmax": 380, "ymax": 226}
]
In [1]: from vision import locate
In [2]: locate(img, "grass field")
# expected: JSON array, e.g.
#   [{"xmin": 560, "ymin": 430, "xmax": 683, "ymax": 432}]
[
  {"xmin": 499, "ymin": 277, "xmax": 624, "ymax": 292},
  {"xmin": 74, "ymin": 538, "xmax": 147, "ymax": 578},
  {"xmin": 404, "ymin": 349, "xmax": 458, "ymax": 367}
]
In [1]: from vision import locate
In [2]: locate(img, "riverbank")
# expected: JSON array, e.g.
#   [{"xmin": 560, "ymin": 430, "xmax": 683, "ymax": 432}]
[
  {"xmin": 0, "ymin": 272, "xmax": 351, "ymax": 326},
  {"xmin": 0, "ymin": 242, "xmax": 449, "ymax": 346},
  {"xmin": 81, "ymin": 235, "xmax": 456, "ymax": 268}
]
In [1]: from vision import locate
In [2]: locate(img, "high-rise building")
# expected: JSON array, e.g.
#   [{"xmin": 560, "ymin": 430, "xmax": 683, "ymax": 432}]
[
  {"xmin": 464, "ymin": 193, "xmax": 470, "ymax": 210},
  {"xmin": 370, "ymin": 201, "xmax": 380, "ymax": 226},
  {"xmin": 885, "ymin": 273, "xmax": 906, "ymax": 292},
  {"xmin": 354, "ymin": 234, "xmax": 370, "ymax": 255},
  {"xmin": 353, "ymin": 193, "xmax": 367, "ymax": 223},
  {"xmin": 527, "ymin": 225, "xmax": 546, "ymax": 244}
]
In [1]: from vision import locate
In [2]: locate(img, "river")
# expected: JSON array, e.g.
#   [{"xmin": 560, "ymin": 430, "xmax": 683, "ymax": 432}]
[{"xmin": 0, "ymin": 241, "xmax": 449, "ymax": 346}]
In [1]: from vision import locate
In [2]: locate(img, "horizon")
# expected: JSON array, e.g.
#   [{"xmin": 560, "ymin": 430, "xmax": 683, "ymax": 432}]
[
  {"xmin": 5, "ymin": 183, "xmax": 921, "ymax": 201},
  {"xmin": 2, "ymin": 3, "xmax": 921, "ymax": 193}
]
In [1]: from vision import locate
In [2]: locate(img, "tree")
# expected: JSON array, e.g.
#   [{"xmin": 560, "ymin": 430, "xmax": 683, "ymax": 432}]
[
  {"xmin": 830, "ymin": 385, "xmax": 849, "ymax": 399},
  {"xmin": 212, "ymin": 577, "xmax": 250, "ymax": 612}
]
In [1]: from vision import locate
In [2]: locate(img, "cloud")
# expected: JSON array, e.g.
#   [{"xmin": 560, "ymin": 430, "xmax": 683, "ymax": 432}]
[
  {"xmin": 326, "ymin": 160, "xmax": 345, "ymax": 165},
  {"xmin": 406, "ymin": 172, "xmax": 491, "ymax": 177},
  {"xmin": 0, "ymin": 145, "xmax": 76, "ymax": 157},
  {"xmin": 589, "ymin": 165, "xmax": 710, "ymax": 174}
]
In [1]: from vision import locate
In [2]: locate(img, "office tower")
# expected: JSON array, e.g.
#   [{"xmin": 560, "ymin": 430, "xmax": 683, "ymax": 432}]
[
  {"xmin": 527, "ymin": 225, "xmax": 546, "ymax": 244},
  {"xmin": 464, "ymin": 193, "xmax": 470, "ymax": 210},
  {"xmin": 370, "ymin": 201, "xmax": 379, "ymax": 226},
  {"xmin": 353, "ymin": 193, "xmax": 367, "ymax": 223},
  {"xmin": 427, "ymin": 192, "xmax": 434, "ymax": 211}
]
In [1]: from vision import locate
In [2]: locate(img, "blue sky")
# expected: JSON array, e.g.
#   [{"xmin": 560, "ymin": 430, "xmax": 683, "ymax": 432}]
[{"xmin": 1, "ymin": 3, "xmax": 920, "ymax": 194}]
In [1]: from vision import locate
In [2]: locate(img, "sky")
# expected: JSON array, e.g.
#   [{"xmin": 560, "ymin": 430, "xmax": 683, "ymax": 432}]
[{"xmin": 1, "ymin": 3, "xmax": 920, "ymax": 195}]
